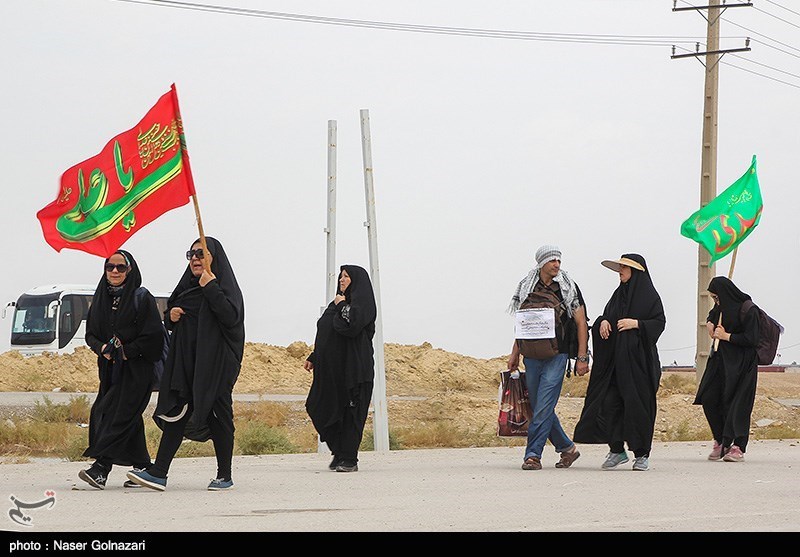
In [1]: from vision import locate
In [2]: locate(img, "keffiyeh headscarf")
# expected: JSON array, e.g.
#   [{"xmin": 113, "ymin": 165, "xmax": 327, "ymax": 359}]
[{"xmin": 507, "ymin": 244, "xmax": 580, "ymax": 317}]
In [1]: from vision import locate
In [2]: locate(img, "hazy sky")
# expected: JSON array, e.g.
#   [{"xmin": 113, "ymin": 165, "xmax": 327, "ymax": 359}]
[{"xmin": 1, "ymin": 0, "xmax": 798, "ymax": 365}]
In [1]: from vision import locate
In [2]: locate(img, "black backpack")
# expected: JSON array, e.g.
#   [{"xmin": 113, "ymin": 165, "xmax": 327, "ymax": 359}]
[
  {"xmin": 740, "ymin": 300, "xmax": 783, "ymax": 366},
  {"xmin": 133, "ymin": 286, "xmax": 170, "ymax": 391}
]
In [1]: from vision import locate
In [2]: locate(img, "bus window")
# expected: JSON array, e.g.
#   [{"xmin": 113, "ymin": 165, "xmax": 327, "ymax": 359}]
[
  {"xmin": 58, "ymin": 294, "xmax": 91, "ymax": 349},
  {"xmin": 11, "ymin": 293, "xmax": 59, "ymax": 346}
]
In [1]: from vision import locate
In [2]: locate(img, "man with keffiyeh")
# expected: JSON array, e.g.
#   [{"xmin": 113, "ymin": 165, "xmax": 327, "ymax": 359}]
[{"xmin": 507, "ymin": 244, "xmax": 590, "ymax": 471}]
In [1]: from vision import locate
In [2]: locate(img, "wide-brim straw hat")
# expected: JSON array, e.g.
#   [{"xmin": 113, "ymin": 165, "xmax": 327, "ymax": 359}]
[{"xmin": 601, "ymin": 257, "xmax": 645, "ymax": 273}]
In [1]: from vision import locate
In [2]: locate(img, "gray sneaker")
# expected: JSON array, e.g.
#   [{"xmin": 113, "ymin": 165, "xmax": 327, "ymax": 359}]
[
  {"xmin": 601, "ymin": 451, "xmax": 629, "ymax": 470},
  {"xmin": 632, "ymin": 456, "xmax": 650, "ymax": 471}
]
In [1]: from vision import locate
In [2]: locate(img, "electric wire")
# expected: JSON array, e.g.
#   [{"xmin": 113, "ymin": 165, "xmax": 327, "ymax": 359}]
[{"xmin": 116, "ymin": 0, "xmax": 800, "ymax": 89}]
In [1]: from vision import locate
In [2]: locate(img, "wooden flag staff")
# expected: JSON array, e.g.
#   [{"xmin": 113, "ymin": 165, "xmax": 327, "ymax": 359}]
[
  {"xmin": 192, "ymin": 194, "xmax": 212, "ymax": 274},
  {"xmin": 170, "ymin": 83, "xmax": 211, "ymax": 274}
]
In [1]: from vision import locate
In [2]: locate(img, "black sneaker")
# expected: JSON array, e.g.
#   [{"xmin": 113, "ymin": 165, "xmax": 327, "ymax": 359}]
[
  {"xmin": 125, "ymin": 468, "xmax": 167, "ymax": 491},
  {"xmin": 328, "ymin": 455, "xmax": 342, "ymax": 470},
  {"xmin": 78, "ymin": 466, "xmax": 107, "ymax": 490},
  {"xmin": 207, "ymin": 478, "xmax": 234, "ymax": 491},
  {"xmin": 335, "ymin": 461, "xmax": 358, "ymax": 473},
  {"xmin": 123, "ymin": 468, "xmax": 147, "ymax": 488}
]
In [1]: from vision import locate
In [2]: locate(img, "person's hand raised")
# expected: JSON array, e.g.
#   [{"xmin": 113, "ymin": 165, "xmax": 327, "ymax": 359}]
[{"xmin": 199, "ymin": 269, "xmax": 216, "ymax": 287}]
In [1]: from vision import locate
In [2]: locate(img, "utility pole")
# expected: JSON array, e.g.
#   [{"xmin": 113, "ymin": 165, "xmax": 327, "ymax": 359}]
[
  {"xmin": 671, "ymin": 1, "xmax": 751, "ymax": 381},
  {"xmin": 318, "ymin": 120, "xmax": 338, "ymax": 456},
  {"xmin": 360, "ymin": 109, "xmax": 390, "ymax": 452}
]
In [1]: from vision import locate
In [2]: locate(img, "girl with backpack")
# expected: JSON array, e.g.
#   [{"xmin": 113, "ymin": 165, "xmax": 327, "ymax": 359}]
[{"xmin": 693, "ymin": 276, "xmax": 760, "ymax": 462}]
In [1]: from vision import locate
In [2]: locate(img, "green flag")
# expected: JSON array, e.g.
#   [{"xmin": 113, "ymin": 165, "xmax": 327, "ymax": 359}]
[{"xmin": 680, "ymin": 155, "xmax": 763, "ymax": 263}]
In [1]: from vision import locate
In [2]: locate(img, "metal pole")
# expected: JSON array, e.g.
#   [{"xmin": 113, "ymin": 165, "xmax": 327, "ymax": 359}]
[
  {"xmin": 695, "ymin": 2, "xmax": 720, "ymax": 382},
  {"xmin": 326, "ymin": 121, "xmax": 338, "ymax": 303},
  {"xmin": 318, "ymin": 120, "xmax": 338, "ymax": 455},
  {"xmin": 359, "ymin": 109, "xmax": 390, "ymax": 452}
]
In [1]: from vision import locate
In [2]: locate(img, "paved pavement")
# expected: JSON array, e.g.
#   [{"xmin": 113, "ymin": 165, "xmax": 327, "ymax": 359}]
[
  {"xmin": 0, "ymin": 439, "xmax": 798, "ymax": 540},
  {"xmin": 0, "ymin": 391, "xmax": 798, "ymax": 545}
]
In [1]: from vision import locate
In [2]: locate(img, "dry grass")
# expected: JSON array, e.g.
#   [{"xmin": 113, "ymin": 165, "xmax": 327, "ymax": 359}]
[{"xmin": 0, "ymin": 347, "xmax": 798, "ymax": 460}]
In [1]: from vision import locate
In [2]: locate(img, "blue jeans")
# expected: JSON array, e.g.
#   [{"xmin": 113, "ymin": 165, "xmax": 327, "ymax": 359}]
[{"xmin": 523, "ymin": 353, "xmax": 573, "ymax": 460}]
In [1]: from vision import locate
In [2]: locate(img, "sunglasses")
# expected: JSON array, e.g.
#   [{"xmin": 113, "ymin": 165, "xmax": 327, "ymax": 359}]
[
  {"xmin": 104, "ymin": 263, "xmax": 129, "ymax": 273},
  {"xmin": 186, "ymin": 249, "xmax": 205, "ymax": 260}
]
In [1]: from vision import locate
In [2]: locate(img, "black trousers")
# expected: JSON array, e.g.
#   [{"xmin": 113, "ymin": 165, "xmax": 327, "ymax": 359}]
[
  {"xmin": 700, "ymin": 368, "xmax": 749, "ymax": 451},
  {"xmin": 322, "ymin": 382, "xmax": 374, "ymax": 464},
  {"xmin": 150, "ymin": 392, "xmax": 236, "ymax": 480},
  {"xmin": 604, "ymin": 374, "xmax": 650, "ymax": 458}
]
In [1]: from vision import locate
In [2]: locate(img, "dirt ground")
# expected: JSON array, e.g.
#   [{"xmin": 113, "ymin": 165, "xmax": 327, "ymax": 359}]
[{"xmin": 1, "ymin": 342, "xmax": 798, "ymax": 445}]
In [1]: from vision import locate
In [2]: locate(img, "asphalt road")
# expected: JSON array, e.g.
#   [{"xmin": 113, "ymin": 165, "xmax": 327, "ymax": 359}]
[
  {"xmin": 0, "ymin": 391, "xmax": 797, "ymax": 547},
  {"xmin": 0, "ymin": 440, "xmax": 798, "ymax": 540}
]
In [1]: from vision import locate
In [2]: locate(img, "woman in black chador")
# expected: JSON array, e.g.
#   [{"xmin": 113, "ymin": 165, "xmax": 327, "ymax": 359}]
[
  {"xmin": 127, "ymin": 237, "xmax": 245, "ymax": 491},
  {"xmin": 573, "ymin": 254, "xmax": 666, "ymax": 472},
  {"xmin": 304, "ymin": 264, "xmax": 377, "ymax": 472},
  {"xmin": 79, "ymin": 250, "xmax": 165, "ymax": 490},
  {"xmin": 693, "ymin": 276, "xmax": 759, "ymax": 463}
]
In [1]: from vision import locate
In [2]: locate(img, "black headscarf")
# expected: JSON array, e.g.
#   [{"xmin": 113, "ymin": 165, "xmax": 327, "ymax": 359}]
[
  {"xmin": 600, "ymin": 254, "xmax": 663, "ymax": 331},
  {"xmin": 707, "ymin": 276, "xmax": 752, "ymax": 333},
  {"xmin": 154, "ymin": 237, "xmax": 245, "ymax": 438},
  {"xmin": 86, "ymin": 249, "xmax": 141, "ymax": 345}
]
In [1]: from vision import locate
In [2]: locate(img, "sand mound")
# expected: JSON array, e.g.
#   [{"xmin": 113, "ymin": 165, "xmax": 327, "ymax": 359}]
[
  {"xmin": 0, "ymin": 342, "xmax": 509, "ymax": 396},
  {"xmin": 1, "ymin": 343, "xmax": 797, "ymax": 446}
]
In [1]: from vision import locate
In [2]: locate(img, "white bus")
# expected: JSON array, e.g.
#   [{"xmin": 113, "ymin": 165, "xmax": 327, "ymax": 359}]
[{"xmin": 4, "ymin": 284, "xmax": 171, "ymax": 356}]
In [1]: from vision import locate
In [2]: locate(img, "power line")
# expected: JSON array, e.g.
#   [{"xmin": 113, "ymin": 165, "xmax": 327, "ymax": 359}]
[
  {"xmin": 677, "ymin": 1, "xmax": 800, "ymax": 54},
  {"xmin": 673, "ymin": 44, "xmax": 800, "ymax": 89},
  {"xmin": 750, "ymin": 37, "xmax": 800, "ymax": 60},
  {"xmin": 119, "ymin": 0, "xmax": 800, "ymax": 89},
  {"xmin": 112, "ymin": 0, "xmax": 699, "ymax": 46},
  {"xmin": 722, "ymin": 15, "xmax": 800, "ymax": 53},
  {"xmin": 723, "ymin": 59, "xmax": 800, "ymax": 88},
  {"xmin": 763, "ymin": 0, "xmax": 800, "ymax": 19},
  {"xmin": 728, "ymin": 52, "xmax": 800, "ymax": 80},
  {"xmin": 754, "ymin": 5, "xmax": 800, "ymax": 30}
]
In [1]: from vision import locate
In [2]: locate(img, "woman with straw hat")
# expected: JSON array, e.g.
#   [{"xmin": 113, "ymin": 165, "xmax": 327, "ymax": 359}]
[{"xmin": 573, "ymin": 254, "xmax": 666, "ymax": 472}]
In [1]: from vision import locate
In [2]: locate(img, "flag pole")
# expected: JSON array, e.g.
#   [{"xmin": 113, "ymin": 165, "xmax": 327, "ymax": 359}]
[
  {"xmin": 727, "ymin": 246, "xmax": 738, "ymax": 279},
  {"xmin": 192, "ymin": 194, "xmax": 211, "ymax": 274},
  {"xmin": 171, "ymin": 83, "xmax": 210, "ymax": 273}
]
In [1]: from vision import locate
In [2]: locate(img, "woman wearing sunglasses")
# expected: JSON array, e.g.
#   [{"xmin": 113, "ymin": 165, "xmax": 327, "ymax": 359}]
[
  {"xmin": 127, "ymin": 237, "xmax": 245, "ymax": 491},
  {"xmin": 79, "ymin": 250, "xmax": 166, "ymax": 490}
]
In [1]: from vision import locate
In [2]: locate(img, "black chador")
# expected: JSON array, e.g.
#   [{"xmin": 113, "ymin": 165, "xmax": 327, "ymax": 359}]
[
  {"xmin": 573, "ymin": 253, "xmax": 666, "ymax": 458},
  {"xmin": 149, "ymin": 237, "xmax": 245, "ymax": 483},
  {"xmin": 693, "ymin": 276, "xmax": 759, "ymax": 453},
  {"xmin": 306, "ymin": 265, "xmax": 377, "ymax": 470},
  {"xmin": 83, "ymin": 250, "xmax": 165, "ymax": 472}
]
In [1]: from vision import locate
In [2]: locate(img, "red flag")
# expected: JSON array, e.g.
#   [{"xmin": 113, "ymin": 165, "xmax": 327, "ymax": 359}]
[{"xmin": 37, "ymin": 84, "xmax": 196, "ymax": 258}]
